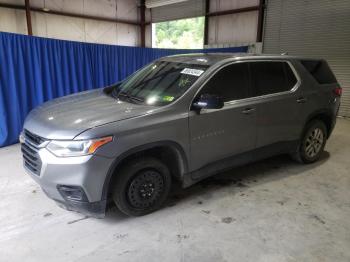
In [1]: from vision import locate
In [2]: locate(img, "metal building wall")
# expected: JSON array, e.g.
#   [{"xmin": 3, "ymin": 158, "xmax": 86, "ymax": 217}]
[
  {"xmin": 148, "ymin": 0, "xmax": 260, "ymax": 46},
  {"xmin": 208, "ymin": 0, "xmax": 259, "ymax": 44},
  {"xmin": 263, "ymin": 0, "xmax": 350, "ymax": 117}
]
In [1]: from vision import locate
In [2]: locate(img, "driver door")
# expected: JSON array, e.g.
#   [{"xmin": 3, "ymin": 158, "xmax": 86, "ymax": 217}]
[{"xmin": 189, "ymin": 62, "xmax": 257, "ymax": 172}]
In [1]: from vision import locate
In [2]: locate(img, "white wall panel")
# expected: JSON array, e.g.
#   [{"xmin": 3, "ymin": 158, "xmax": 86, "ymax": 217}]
[
  {"xmin": 30, "ymin": 12, "xmax": 47, "ymax": 37},
  {"xmin": 0, "ymin": 8, "xmax": 27, "ymax": 35},
  {"xmin": 116, "ymin": 23, "xmax": 139, "ymax": 46},
  {"xmin": 0, "ymin": 0, "xmax": 140, "ymax": 46},
  {"xmin": 115, "ymin": 0, "xmax": 139, "ymax": 21},
  {"xmin": 42, "ymin": 14, "xmax": 86, "ymax": 42},
  {"xmin": 30, "ymin": 0, "xmax": 138, "ymax": 20},
  {"xmin": 84, "ymin": 19, "xmax": 118, "ymax": 45},
  {"xmin": 31, "ymin": 0, "xmax": 84, "ymax": 14}
]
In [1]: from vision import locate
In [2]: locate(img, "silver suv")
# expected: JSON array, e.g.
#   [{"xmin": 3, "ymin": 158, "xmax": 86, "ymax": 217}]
[{"xmin": 21, "ymin": 53, "xmax": 341, "ymax": 217}]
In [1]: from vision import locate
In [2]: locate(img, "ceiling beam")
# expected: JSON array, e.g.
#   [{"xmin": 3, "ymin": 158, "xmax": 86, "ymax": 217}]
[
  {"xmin": 24, "ymin": 0, "xmax": 33, "ymax": 35},
  {"xmin": 140, "ymin": 0, "xmax": 146, "ymax": 47},
  {"xmin": 203, "ymin": 0, "xmax": 210, "ymax": 45},
  {"xmin": 256, "ymin": 0, "xmax": 266, "ymax": 42}
]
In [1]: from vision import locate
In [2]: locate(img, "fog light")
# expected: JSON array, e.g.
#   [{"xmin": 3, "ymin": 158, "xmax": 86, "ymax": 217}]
[{"xmin": 57, "ymin": 185, "xmax": 87, "ymax": 201}]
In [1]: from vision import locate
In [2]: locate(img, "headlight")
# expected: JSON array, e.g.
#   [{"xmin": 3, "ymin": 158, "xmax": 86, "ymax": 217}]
[{"xmin": 46, "ymin": 136, "xmax": 113, "ymax": 157}]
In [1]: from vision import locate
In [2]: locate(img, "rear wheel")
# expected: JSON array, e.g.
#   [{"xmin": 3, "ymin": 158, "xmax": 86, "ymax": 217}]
[
  {"xmin": 112, "ymin": 157, "xmax": 171, "ymax": 216},
  {"xmin": 293, "ymin": 120, "xmax": 327, "ymax": 163}
]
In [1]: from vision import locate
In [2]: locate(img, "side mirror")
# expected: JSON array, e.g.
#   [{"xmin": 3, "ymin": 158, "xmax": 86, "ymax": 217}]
[
  {"xmin": 192, "ymin": 94, "xmax": 224, "ymax": 110},
  {"xmin": 103, "ymin": 82, "xmax": 122, "ymax": 94}
]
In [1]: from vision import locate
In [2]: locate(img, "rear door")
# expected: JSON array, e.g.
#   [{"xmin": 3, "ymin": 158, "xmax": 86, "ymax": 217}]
[
  {"xmin": 249, "ymin": 61, "xmax": 303, "ymax": 149},
  {"xmin": 189, "ymin": 62, "xmax": 257, "ymax": 171}
]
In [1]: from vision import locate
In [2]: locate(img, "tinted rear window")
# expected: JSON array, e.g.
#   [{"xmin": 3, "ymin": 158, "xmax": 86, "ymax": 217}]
[
  {"xmin": 300, "ymin": 60, "xmax": 337, "ymax": 84},
  {"xmin": 251, "ymin": 61, "xmax": 297, "ymax": 96}
]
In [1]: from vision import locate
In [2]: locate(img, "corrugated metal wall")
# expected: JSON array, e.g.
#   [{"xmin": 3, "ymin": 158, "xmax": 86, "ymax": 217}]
[{"xmin": 263, "ymin": 0, "xmax": 350, "ymax": 117}]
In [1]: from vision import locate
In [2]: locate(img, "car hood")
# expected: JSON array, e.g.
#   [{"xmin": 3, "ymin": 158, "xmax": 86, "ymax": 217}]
[{"xmin": 23, "ymin": 89, "xmax": 155, "ymax": 140}]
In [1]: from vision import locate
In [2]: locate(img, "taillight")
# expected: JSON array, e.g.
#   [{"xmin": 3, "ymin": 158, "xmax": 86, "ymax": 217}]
[{"xmin": 333, "ymin": 87, "xmax": 342, "ymax": 96}]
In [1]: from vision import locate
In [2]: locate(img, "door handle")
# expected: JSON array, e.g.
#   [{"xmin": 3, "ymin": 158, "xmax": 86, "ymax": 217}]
[
  {"xmin": 242, "ymin": 108, "xmax": 256, "ymax": 114},
  {"xmin": 297, "ymin": 97, "xmax": 307, "ymax": 103}
]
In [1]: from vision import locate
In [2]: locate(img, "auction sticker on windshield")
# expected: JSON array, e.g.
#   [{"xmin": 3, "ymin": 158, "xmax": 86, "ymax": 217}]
[{"xmin": 180, "ymin": 68, "xmax": 204, "ymax": 77}]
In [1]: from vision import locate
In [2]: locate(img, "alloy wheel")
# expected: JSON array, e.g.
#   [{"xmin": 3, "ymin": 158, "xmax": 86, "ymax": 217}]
[{"xmin": 305, "ymin": 127, "xmax": 324, "ymax": 158}]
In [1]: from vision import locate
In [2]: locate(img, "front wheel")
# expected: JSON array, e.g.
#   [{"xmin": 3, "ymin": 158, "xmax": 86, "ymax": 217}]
[
  {"xmin": 112, "ymin": 157, "xmax": 171, "ymax": 216},
  {"xmin": 293, "ymin": 120, "xmax": 327, "ymax": 164}
]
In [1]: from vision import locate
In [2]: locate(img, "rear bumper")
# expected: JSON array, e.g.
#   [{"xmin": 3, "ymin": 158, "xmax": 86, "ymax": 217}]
[
  {"xmin": 328, "ymin": 114, "xmax": 337, "ymax": 138},
  {"xmin": 329, "ymin": 119, "xmax": 336, "ymax": 137},
  {"xmin": 329, "ymin": 97, "xmax": 341, "ymax": 137}
]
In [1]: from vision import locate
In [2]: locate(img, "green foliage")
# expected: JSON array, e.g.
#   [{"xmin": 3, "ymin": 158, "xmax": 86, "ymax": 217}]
[{"xmin": 154, "ymin": 17, "xmax": 204, "ymax": 49}]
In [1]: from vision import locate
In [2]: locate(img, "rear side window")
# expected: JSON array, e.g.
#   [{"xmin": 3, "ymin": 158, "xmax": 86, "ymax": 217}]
[
  {"xmin": 250, "ymin": 61, "xmax": 297, "ymax": 96},
  {"xmin": 300, "ymin": 60, "xmax": 337, "ymax": 84},
  {"xmin": 199, "ymin": 63, "xmax": 250, "ymax": 102}
]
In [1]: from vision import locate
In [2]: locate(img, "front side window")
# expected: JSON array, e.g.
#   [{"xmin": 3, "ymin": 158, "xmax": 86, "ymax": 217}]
[
  {"xmin": 250, "ymin": 61, "xmax": 297, "ymax": 96},
  {"xmin": 198, "ymin": 63, "xmax": 250, "ymax": 102},
  {"xmin": 112, "ymin": 61, "xmax": 208, "ymax": 106}
]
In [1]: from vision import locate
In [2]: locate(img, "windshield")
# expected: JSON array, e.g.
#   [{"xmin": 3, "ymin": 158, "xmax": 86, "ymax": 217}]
[{"xmin": 111, "ymin": 61, "xmax": 208, "ymax": 106}]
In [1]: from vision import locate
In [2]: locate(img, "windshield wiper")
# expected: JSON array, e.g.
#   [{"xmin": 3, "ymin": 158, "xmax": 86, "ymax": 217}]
[
  {"xmin": 115, "ymin": 90, "xmax": 144, "ymax": 103},
  {"xmin": 128, "ymin": 95, "xmax": 144, "ymax": 102}
]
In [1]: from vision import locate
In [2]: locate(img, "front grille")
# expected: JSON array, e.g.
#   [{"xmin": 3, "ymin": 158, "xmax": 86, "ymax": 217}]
[
  {"xmin": 21, "ymin": 130, "xmax": 45, "ymax": 176},
  {"xmin": 24, "ymin": 129, "xmax": 46, "ymax": 146}
]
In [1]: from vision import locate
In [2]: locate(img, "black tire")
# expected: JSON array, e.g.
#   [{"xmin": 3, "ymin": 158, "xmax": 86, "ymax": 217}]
[
  {"xmin": 293, "ymin": 120, "xmax": 327, "ymax": 164},
  {"xmin": 112, "ymin": 157, "xmax": 171, "ymax": 216}
]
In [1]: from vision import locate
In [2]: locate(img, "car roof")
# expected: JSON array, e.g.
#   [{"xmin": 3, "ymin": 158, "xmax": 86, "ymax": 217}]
[{"xmin": 159, "ymin": 53, "xmax": 321, "ymax": 66}]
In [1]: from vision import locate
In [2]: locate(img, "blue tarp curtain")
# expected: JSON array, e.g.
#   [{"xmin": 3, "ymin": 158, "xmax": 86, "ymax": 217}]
[{"xmin": 0, "ymin": 32, "xmax": 248, "ymax": 147}]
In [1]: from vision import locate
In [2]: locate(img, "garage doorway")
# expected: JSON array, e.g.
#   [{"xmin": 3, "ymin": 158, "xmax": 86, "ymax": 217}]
[{"xmin": 152, "ymin": 17, "xmax": 205, "ymax": 49}]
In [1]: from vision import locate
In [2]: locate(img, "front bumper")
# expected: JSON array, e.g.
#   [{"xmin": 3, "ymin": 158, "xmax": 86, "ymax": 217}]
[
  {"xmin": 22, "ymin": 145, "xmax": 114, "ymax": 218},
  {"xmin": 53, "ymin": 198, "xmax": 107, "ymax": 218}
]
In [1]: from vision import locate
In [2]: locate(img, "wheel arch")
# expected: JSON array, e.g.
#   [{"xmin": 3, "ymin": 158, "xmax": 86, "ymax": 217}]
[
  {"xmin": 101, "ymin": 141, "xmax": 189, "ymax": 201},
  {"xmin": 302, "ymin": 109, "xmax": 334, "ymax": 138}
]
